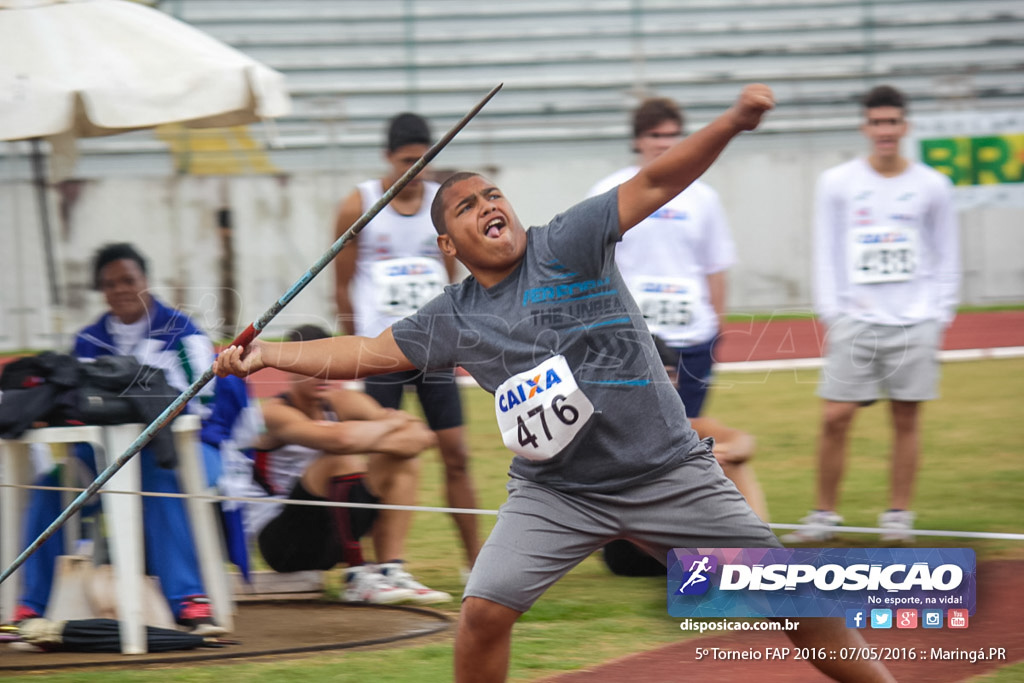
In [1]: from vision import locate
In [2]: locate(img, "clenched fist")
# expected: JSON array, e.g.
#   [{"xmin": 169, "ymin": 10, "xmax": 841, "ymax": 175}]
[{"xmin": 726, "ymin": 84, "xmax": 775, "ymax": 132}]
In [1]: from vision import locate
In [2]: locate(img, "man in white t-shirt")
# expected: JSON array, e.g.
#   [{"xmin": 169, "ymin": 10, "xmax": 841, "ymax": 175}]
[
  {"xmin": 783, "ymin": 85, "xmax": 961, "ymax": 544},
  {"xmin": 587, "ymin": 97, "xmax": 767, "ymax": 575},
  {"xmin": 334, "ymin": 113, "xmax": 481, "ymax": 571},
  {"xmin": 588, "ymin": 97, "xmax": 736, "ymax": 415}
]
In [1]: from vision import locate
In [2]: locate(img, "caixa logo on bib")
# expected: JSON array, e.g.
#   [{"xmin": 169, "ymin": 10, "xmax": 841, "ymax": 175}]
[
  {"xmin": 497, "ymin": 368, "xmax": 563, "ymax": 413},
  {"xmin": 666, "ymin": 548, "xmax": 976, "ymax": 618}
]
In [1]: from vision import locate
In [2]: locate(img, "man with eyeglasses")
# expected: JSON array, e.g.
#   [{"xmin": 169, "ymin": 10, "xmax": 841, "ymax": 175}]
[
  {"xmin": 588, "ymin": 97, "xmax": 736, "ymax": 424},
  {"xmin": 587, "ymin": 97, "xmax": 764, "ymax": 576}
]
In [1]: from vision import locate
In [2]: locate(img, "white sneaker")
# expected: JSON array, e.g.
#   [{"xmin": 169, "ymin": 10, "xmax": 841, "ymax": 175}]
[
  {"xmin": 343, "ymin": 566, "xmax": 417, "ymax": 605},
  {"xmin": 878, "ymin": 510, "xmax": 916, "ymax": 543},
  {"xmin": 378, "ymin": 563, "xmax": 452, "ymax": 605},
  {"xmin": 780, "ymin": 510, "xmax": 843, "ymax": 544}
]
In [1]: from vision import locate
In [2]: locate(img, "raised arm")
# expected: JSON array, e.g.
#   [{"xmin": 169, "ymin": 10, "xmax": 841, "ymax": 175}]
[
  {"xmin": 617, "ymin": 84, "xmax": 774, "ymax": 234},
  {"xmin": 214, "ymin": 327, "xmax": 416, "ymax": 381}
]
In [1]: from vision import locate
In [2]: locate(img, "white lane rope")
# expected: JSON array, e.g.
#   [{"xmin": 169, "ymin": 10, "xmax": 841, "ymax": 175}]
[
  {"xmin": 0, "ymin": 481, "xmax": 499, "ymax": 516},
  {"xmin": 5, "ymin": 482, "xmax": 1024, "ymax": 540}
]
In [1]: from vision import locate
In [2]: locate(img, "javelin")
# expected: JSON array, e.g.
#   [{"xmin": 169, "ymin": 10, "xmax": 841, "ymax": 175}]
[{"xmin": 0, "ymin": 83, "xmax": 504, "ymax": 587}]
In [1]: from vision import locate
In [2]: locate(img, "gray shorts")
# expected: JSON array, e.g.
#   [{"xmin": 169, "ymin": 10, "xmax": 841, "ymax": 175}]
[
  {"xmin": 464, "ymin": 444, "xmax": 780, "ymax": 613},
  {"xmin": 818, "ymin": 316, "xmax": 942, "ymax": 403}
]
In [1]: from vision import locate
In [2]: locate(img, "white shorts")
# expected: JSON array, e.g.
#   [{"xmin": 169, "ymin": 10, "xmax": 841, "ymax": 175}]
[{"xmin": 818, "ymin": 317, "xmax": 942, "ymax": 403}]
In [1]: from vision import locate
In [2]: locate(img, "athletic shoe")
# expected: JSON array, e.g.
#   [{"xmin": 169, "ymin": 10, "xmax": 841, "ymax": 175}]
[
  {"xmin": 4, "ymin": 608, "xmax": 47, "ymax": 652},
  {"xmin": 780, "ymin": 510, "xmax": 843, "ymax": 544},
  {"xmin": 343, "ymin": 566, "xmax": 417, "ymax": 605},
  {"xmin": 176, "ymin": 595, "xmax": 227, "ymax": 636},
  {"xmin": 878, "ymin": 509, "xmax": 916, "ymax": 543},
  {"xmin": 378, "ymin": 563, "xmax": 452, "ymax": 605}
]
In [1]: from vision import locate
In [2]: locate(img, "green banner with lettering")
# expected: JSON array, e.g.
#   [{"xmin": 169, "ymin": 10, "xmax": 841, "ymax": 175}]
[{"xmin": 912, "ymin": 112, "xmax": 1024, "ymax": 208}]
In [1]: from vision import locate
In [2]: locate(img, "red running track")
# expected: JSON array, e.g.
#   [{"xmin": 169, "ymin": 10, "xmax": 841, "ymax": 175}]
[{"xmin": 715, "ymin": 310, "xmax": 1024, "ymax": 363}]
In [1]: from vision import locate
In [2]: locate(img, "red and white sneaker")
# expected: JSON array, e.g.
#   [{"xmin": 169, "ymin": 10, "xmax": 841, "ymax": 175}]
[
  {"xmin": 378, "ymin": 563, "xmax": 452, "ymax": 605},
  {"xmin": 343, "ymin": 566, "xmax": 417, "ymax": 605},
  {"xmin": 176, "ymin": 595, "xmax": 227, "ymax": 636}
]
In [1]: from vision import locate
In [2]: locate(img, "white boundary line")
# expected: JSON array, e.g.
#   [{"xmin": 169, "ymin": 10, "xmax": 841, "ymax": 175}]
[
  {"xmin": 448, "ymin": 346, "xmax": 1024, "ymax": 384},
  {"xmin": 7, "ymin": 483, "xmax": 1023, "ymax": 541},
  {"xmin": 709, "ymin": 346, "xmax": 1024, "ymax": 374},
  {"xmin": 769, "ymin": 522, "xmax": 1024, "ymax": 541}
]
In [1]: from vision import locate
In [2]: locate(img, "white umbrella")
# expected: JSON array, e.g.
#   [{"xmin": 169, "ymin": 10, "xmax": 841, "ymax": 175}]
[
  {"xmin": 0, "ymin": 0, "xmax": 292, "ymax": 314},
  {"xmin": 0, "ymin": 0, "xmax": 290, "ymax": 146}
]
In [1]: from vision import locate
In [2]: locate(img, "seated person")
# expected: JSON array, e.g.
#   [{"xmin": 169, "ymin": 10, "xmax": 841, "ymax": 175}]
[
  {"xmin": 12, "ymin": 243, "xmax": 223, "ymax": 634},
  {"xmin": 651, "ymin": 334, "xmax": 767, "ymax": 520},
  {"xmin": 238, "ymin": 324, "xmax": 450, "ymax": 605}
]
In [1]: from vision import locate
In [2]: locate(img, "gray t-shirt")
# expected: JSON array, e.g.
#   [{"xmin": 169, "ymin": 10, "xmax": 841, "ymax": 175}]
[{"xmin": 392, "ymin": 189, "xmax": 700, "ymax": 493}]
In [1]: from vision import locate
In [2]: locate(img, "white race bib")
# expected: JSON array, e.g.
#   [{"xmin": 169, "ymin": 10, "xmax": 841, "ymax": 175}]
[
  {"xmin": 370, "ymin": 257, "xmax": 447, "ymax": 316},
  {"xmin": 629, "ymin": 276, "xmax": 700, "ymax": 332},
  {"xmin": 848, "ymin": 225, "xmax": 918, "ymax": 284},
  {"xmin": 494, "ymin": 355, "xmax": 595, "ymax": 462}
]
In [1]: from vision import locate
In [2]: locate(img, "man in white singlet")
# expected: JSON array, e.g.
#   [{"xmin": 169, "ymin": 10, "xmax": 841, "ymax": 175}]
[{"xmin": 334, "ymin": 113, "xmax": 481, "ymax": 571}]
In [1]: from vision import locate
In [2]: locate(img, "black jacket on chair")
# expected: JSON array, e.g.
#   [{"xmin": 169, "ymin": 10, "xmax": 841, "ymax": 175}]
[{"xmin": 0, "ymin": 352, "xmax": 180, "ymax": 468}]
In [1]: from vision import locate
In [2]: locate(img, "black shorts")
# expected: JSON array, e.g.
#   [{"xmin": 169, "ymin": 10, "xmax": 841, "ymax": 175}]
[
  {"xmin": 257, "ymin": 474, "xmax": 379, "ymax": 573},
  {"xmin": 672, "ymin": 338, "xmax": 717, "ymax": 418},
  {"xmin": 363, "ymin": 368, "xmax": 464, "ymax": 431}
]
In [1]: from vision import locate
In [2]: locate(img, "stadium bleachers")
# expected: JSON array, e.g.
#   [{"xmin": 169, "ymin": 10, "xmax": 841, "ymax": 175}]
[{"xmin": 72, "ymin": 0, "xmax": 1024, "ymax": 165}]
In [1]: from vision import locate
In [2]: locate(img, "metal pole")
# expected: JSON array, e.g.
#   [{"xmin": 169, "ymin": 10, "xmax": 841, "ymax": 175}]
[
  {"xmin": 30, "ymin": 139, "xmax": 60, "ymax": 309},
  {"xmin": 0, "ymin": 83, "xmax": 503, "ymax": 586}
]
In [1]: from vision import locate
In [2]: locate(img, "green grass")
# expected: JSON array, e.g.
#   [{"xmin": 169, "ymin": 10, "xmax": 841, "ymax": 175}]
[
  {"xmin": 968, "ymin": 663, "xmax": 1024, "ymax": 682},
  {"xmin": 7, "ymin": 357, "xmax": 1023, "ymax": 681}
]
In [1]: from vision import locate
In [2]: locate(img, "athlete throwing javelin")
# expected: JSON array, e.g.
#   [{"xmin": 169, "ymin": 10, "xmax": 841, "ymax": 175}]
[{"xmin": 216, "ymin": 85, "xmax": 894, "ymax": 683}]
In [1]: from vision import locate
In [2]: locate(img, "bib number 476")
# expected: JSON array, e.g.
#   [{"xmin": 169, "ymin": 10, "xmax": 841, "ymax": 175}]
[
  {"xmin": 495, "ymin": 355, "xmax": 595, "ymax": 461},
  {"xmin": 517, "ymin": 394, "xmax": 579, "ymax": 449}
]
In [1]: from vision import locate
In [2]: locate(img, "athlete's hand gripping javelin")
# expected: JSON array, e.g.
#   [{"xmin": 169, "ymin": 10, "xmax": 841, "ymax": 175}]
[
  {"xmin": 216, "ymin": 340, "xmax": 265, "ymax": 377},
  {"xmin": 215, "ymin": 327, "xmax": 416, "ymax": 381}
]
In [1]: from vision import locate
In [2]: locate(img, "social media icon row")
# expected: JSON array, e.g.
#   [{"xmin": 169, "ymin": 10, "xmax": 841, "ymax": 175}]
[{"xmin": 845, "ymin": 608, "xmax": 968, "ymax": 629}]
